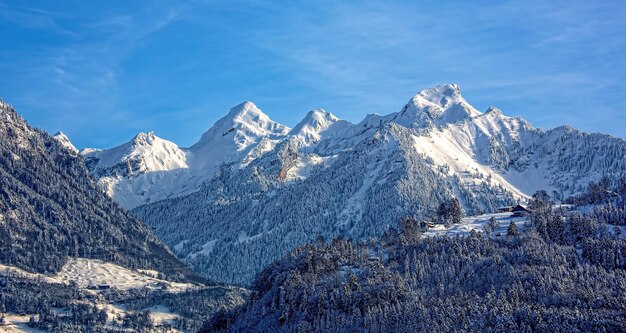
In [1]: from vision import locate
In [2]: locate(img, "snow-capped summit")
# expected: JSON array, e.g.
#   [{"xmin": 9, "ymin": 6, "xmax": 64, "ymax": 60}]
[
  {"xmin": 484, "ymin": 106, "xmax": 503, "ymax": 115},
  {"xmin": 188, "ymin": 101, "xmax": 290, "ymax": 172},
  {"xmin": 393, "ymin": 83, "xmax": 482, "ymax": 128},
  {"xmin": 289, "ymin": 109, "xmax": 351, "ymax": 144},
  {"xmin": 80, "ymin": 131, "xmax": 188, "ymax": 208},
  {"xmin": 132, "ymin": 131, "xmax": 157, "ymax": 145},
  {"xmin": 53, "ymin": 131, "xmax": 78, "ymax": 154},
  {"xmin": 82, "ymin": 131, "xmax": 187, "ymax": 171},
  {"xmin": 192, "ymin": 101, "xmax": 290, "ymax": 151},
  {"xmin": 82, "ymin": 83, "xmax": 626, "ymax": 215},
  {"xmin": 78, "ymin": 84, "xmax": 626, "ymax": 284}
]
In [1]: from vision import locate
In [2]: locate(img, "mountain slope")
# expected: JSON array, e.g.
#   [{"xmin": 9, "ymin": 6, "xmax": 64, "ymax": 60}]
[
  {"xmin": 90, "ymin": 84, "xmax": 625, "ymax": 284},
  {"xmin": 201, "ymin": 204, "xmax": 626, "ymax": 333},
  {"xmin": 289, "ymin": 109, "xmax": 351, "ymax": 145},
  {"xmin": 0, "ymin": 100, "xmax": 195, "ymax": 280},
  {"xmin": 133, "ymin": 121, "xmax": 517, "ymax": 284},
  {"xmin": 53, "ymin": 131, "xmax": 78, "ymax": 155},
  {"xmin": 82, "ymin": 101, "xmax": 290, "ymax": 209},
  {"xmin": 81, "ymin": 131, "xmax": 190, "ymax": 208}
]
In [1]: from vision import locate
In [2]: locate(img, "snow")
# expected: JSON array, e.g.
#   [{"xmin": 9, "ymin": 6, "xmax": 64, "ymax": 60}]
[
  {"xmin": 173, "ymin": 239, "xmax": 189, "ymax": 253},
  {"xmin": 94, "ymin": 303, "xmax": 179, "ymax": 328},
  {"xmin": 189, "ymin": 239, "xmax": 217, "ymax": 258},
  {"xmin": 423, "ymin": 212, "xmax": 528, "ymax": 238},
  {"xmin": 240, "ymin": 137, "xmax": 281, "ymax": 168},
  {"xmin": 0, "ymin": 264, "xmax": 60, "ymax": 284},
  {"xmin": 82, "ymin": 102, "xmax": 291, "ymax": 209},
  {"xmin": 338, "ymin": 157, "xmax": 385, "ymax": 230},
  {"xmin": 289, "ymin": 109, "xmax": 352, "ymax": 145},
  {"xmin": 236, "ymin": 232, "xmax": 263, "ymax": 244},
  {"xmin": 609, "ymin": 224, "xmax": 626, "ymax": 237},
  {"xmin": 84, "ymin": 132, "xmax": 188, "ymax": 170},
  {"xmin": 501, "ymin": 167, "xmax": 555, "ymax": 197},
  {"xmin": 284, "ymin": 153, "xmax": 335, "ymax": 181},
  {"xmin": 338, "ymin": 265, "xmax": 363, "ymax": 281},
  {"xmin": 79, "ymin": 83, "xmax": 621, "ymax": 211},
  {"xmin": 53, "ymin": 131, "xmax": 78, "ymax": 154},
  {"xmin": 392, "ymin": 83, "xmax": 482, "ymax": 128},
  {"xmin": 54, "ymin": 258, "xmax": 197, "ymax": 291},
  {"xmin": 80, "ymin": 131, "xmax": 191, "ymax": 208},
  {"xmin": 146, "ymin": 305, "xmax": 179, "ymax": 325},
  {"xmin": 0, "ymin": 314, "xmax": 46, "ymax": 333},
  {"xmin": 412, "ymin": 127, "xmax": 530, "ymax": 199},
  {"xmin": 189, "ymin": 101, "xmax": 290, "ymax": 167}
]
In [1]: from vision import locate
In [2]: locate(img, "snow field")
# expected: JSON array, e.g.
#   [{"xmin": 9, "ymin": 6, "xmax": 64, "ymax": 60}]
[
  {"xmin": 423, "ymin": 212, "xmax": 528, "ymax": 238},
  {"xmin": 54, "ymin": 258, "xmax": 197, "ymax": 292}
]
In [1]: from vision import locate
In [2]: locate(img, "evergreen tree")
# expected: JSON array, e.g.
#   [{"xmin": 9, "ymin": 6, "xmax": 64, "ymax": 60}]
[
  {"xmin": 450, "ymin": 198, "xmax": 463, "ymax": 224},
  {"xmin": 400, "ymin": 217, "xmax": 420, "ymax": 244},
  {"xmin": 488, "ymin": 216, "xmax": 499, "ymax": 232},
  {"xmin": 507, "ymin": 221, "xmax": 519, "ymax": 237},
  {"xmin": 437, "ymin": 202, "xmax": 450, "ymax": 226}
]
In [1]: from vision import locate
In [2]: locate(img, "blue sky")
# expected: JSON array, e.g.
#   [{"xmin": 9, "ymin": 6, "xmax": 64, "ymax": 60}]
[{"xmin": 1, "ymin": 0, "xmax": 625, "ymax": 148}]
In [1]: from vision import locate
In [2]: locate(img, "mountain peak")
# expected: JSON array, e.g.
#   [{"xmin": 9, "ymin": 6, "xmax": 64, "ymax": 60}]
[
  {"xmin": 132, "ymin": 131, "xmax": 157, "ymax": 145},
  {"xmin": 225, "ymin": 101, "xmax": 291, "ymax": 135},
  {"xmin": 302, "ymin": 109, "xmax": 340, "ymax": 125},
  {"xmin": 227, "ymin": 101, "xmax": 262, "ymax": 119},
  {"xmin": 415, "ymin": 83, "xmax": 462, "ymax": 99},
  {"xmin": 393, "ymin": 83, "xmax": 481, "ymax": 128},
  {"xmin": 485, "ymin": 106, "xmax": 502, "ymax": 113},
  {"xmin": 410, "ymin": 83, "xmax": 468, "ymax": 112},
  {"xmin": 53, "ymin": 131, "xmax": 78, "ymax": 154},
  {"xmin": 290, "ymin": 109, "xmax": 349, "ymax": 144},
  {"xmin": 192, "ymin": 101, "xmax": 290, "ymax": 151}
]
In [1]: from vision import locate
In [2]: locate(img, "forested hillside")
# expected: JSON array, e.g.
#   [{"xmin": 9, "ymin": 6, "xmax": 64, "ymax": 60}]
[
  {"xmin": 131, "ymin": 85, "xmax": 626, "ymax": 286},
  {"xmin": 0, "ymin": 100, "xmax": 193, "ymax": 280},
  {"xmin": 202, "ymin": 191, "xmax": 626, "ymax": 332}
]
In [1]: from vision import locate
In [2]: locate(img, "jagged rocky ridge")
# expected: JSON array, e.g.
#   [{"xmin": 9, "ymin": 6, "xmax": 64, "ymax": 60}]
[
  {"xmin": 83, "ymin": 84, "xmax": 626, "ymax": 285},
  {"xmin": 0, "ymin": 100, "xmax": 195, "ymax": 281}
]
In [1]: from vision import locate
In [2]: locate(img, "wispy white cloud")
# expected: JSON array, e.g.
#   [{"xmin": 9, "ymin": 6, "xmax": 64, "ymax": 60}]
[
  {"xmin": 1, "ymin": 2, "xmax": 187, "ymax": 146},
  {"xmin": 244, "ymin": 0, "xmax": 626, "ymax": 137},
  {"xmin": 1, "ymin": 0, "xmax": 624, "ymax": 146}
]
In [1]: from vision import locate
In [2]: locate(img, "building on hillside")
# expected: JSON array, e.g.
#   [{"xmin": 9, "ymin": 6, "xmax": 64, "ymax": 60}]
[
  {"xmin": 420, "ymin": 221, "xmax": 436, "ymax": 230},
  {"xmin": 511, "ymin": 204, "xmax": 530, "ymax": 217},
  {"xmin": 497, "ymin": 206, "xmax": 513, "ymax": 213}
]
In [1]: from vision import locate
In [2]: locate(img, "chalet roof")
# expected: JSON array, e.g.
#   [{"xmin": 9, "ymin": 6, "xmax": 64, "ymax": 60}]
[{"xmin": 512, "ymin": 204, "xmax": 530, "ymax": 212}]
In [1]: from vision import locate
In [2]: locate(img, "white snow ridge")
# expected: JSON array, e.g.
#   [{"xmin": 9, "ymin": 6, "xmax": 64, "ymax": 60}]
[
  {"xmin": 53, "ymin": 131, "xmax": 78, "ymax": 155},
  {"xmin": 122, "ymin": 83, "xmax": 626, "ymax": 285}
]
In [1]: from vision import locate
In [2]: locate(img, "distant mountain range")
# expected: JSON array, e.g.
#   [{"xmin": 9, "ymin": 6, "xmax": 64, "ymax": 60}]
[{"xmin": 71, "ymin": 84, "xmax": 625, "ymax": 285}]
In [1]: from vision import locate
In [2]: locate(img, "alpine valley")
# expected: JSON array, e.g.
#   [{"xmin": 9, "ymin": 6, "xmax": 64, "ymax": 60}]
[
  {"xmin": 76, "ymin": 84, "xmax": 626, "ymax": 285},
  {"xmin": 0, "ymin": 101, "xmax": 246, "ymax": 332}
]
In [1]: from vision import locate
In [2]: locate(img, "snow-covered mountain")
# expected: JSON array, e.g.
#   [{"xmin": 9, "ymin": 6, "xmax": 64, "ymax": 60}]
[
  {"xmin": 81, "ymin": 131, "xmax": 190, "ymax": 208},
  {"xmin": 0, "ymin": 100, "xmax": 196, "ymax": 280},
  {"xmin": 289, "ymin": 109, "xmax": 351, "ymax": 145},
  {"xmin": 53, "ymin": 131, "xmax": 78, "ymax": 155},
  {"xmin": 111, "ymin": 83, "xmax": 624, "ymax": 285},
  {"xmin": 81, "ymin": 101, "xmax": 290, "ymax": 208},
  {"xmin": 84, "ymin": 84, "xmax": 568, "ymax": 210}
]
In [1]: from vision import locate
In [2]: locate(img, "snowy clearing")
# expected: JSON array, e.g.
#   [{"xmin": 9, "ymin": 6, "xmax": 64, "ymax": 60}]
[
  {"xmin": 0, "ymin": 314, "xmax": 46, "ymax": 333},
  {"xmin": 423, "ymin": 212, "xmax": 528, "ymax": 238},
  {"xmin": 54, "ymin": 258, "xmax": 197, "ymax": 291}
]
